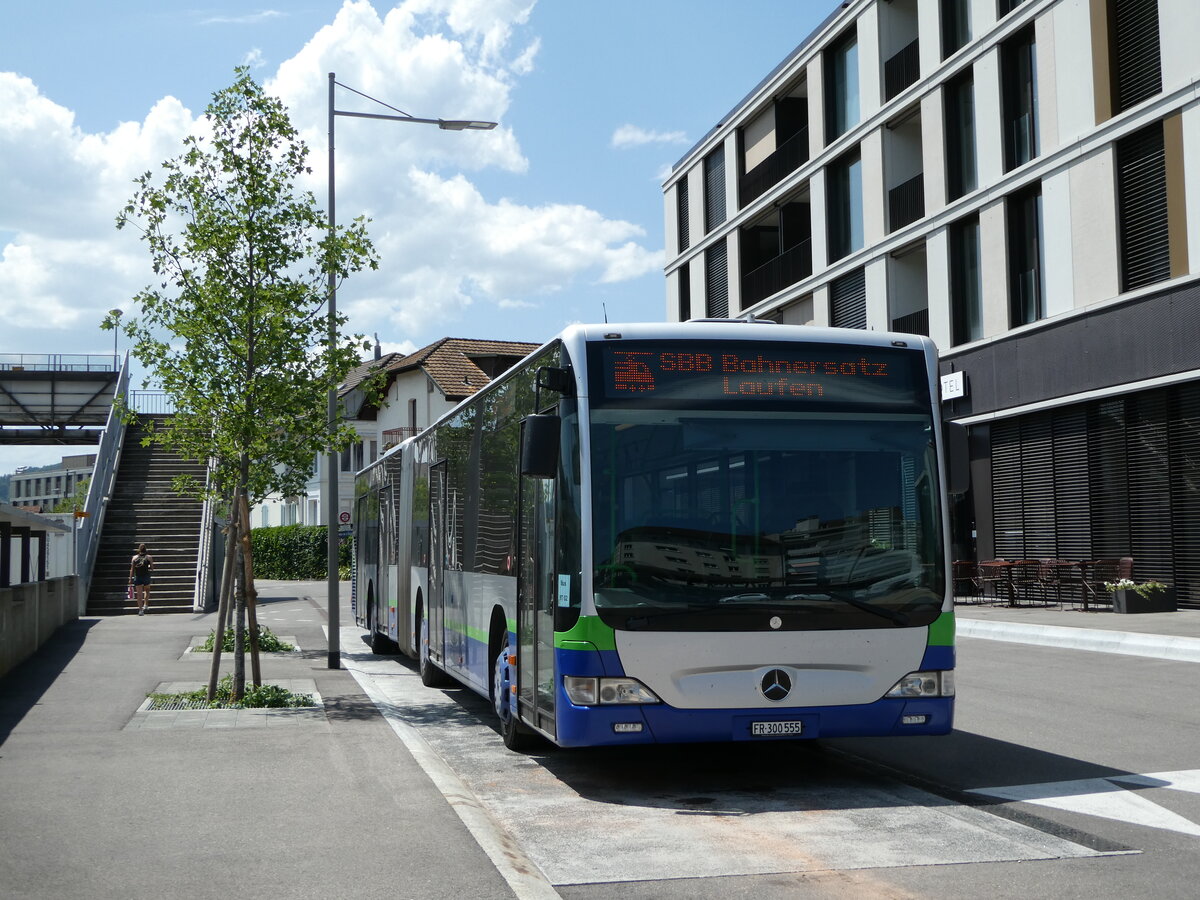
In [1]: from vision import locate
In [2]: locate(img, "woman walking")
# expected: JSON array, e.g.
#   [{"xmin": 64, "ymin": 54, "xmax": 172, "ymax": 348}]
[{"xmin": 129, "ymin": 543, "xmax": 155, "ymax": 615}]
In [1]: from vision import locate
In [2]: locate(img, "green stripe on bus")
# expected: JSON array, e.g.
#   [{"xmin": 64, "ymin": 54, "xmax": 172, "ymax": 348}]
[
  {"xmin": 555, "ymin": 615, "xmax": 616, "ymax": 651},
  {"xmin": 928, "ymin": 610, "xmax": 955, "ymax": 646}
]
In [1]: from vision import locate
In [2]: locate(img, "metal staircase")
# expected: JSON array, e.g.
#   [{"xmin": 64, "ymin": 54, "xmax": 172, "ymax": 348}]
[{"xmin": 86, "ymin": 416, "xmax": 207, "ymax": 615}]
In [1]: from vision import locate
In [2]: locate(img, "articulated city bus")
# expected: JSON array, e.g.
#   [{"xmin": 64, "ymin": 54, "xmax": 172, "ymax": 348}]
[{"xmin": 354, "ymin": 321, "xmax": 961, "ymax": 750}]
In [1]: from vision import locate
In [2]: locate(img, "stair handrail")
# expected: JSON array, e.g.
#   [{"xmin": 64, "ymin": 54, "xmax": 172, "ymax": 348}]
[
  {"xmin": 78, "ymin": 353, "xmax": 131, "ymax": 612},
  {"xmin": 192, "ymin": 462, "xmax": 217, "ymax": 612}
]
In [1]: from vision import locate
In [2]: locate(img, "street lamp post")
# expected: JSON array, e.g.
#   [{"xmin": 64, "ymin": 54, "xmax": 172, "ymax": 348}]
[
  {"xmin": 325, "ymin": 72, "xmax": 495, "ymax": 669},
  {"xmin": 108, "ymin": 308, "xmax": 122, "ymax": 370}
]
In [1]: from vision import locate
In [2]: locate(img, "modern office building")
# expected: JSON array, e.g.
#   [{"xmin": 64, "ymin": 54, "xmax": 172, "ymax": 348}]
[
  {"xmin": 662, "ymin": 0, "xmax": 1200, "ymax": 604},
  {"xmin": 8, "ymin": 454, "xmax": 96, "ymax": 511}
]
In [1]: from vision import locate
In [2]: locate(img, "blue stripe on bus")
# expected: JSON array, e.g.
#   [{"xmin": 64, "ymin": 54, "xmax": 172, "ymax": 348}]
[
  {"xmin": 549, "ymin": 645, "xmax": 953, "ymax": 747},
  {"xmin": 919, "ymin": 644, "xmax": 955, "ymax": 670},
  {"xmin": 552, "ymin": 694, "xmax": 954, "ymax": 747}
]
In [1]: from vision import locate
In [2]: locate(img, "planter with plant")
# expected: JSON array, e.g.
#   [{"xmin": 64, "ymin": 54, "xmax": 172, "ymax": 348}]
[{"xmin": 1103, "ymin": 579, "xmax": 1177, "ymax": 614}]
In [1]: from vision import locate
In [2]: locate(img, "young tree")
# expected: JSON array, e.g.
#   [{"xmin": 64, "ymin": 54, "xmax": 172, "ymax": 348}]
[{"xmin": 114, "ymin": 67, "xmax": 381, "ymax": 698}]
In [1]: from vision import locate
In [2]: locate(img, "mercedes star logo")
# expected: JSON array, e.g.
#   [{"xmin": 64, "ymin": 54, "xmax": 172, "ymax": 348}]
[{"xmin": 760, "ymin": 668, "xmax": 792, "ymax": 702}]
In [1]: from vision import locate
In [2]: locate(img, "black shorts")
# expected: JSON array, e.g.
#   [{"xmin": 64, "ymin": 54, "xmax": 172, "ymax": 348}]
[{"xmin": 133, "ymin": 573, "xmax": 152, "ymax": 586}]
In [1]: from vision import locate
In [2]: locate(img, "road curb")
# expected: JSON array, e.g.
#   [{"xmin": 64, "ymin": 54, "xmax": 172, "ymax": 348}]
[{"xmin": 957, "ymin": 618, "xmax": 1200, "ymax": 663}]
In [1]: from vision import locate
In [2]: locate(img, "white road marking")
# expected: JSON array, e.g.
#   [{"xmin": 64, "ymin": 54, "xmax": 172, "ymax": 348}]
[
  {"xmin": 337, "ymin": 628, "xmax": 1117, "ymax": 889},
  {"xmin": 1111, "ymin": 770, "xmax": 1200, "ymax": 795},
  {"xmin": 968, "ymin": 774, "xmax": 1200, "ymax": 837}
]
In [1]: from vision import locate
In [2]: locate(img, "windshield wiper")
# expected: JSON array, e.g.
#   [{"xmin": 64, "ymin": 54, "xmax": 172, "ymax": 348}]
[{"xmin": 787, "ymin": 591, "xmax": 910, "ymax": 626}]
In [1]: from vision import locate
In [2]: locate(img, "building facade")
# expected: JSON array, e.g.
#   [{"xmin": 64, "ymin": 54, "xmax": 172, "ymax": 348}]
[
  {"xmin": 662, "ymin": 0, "xmax": 1200, "ymax": 604},
  {"xmin": 255, "ymin": 338, "xmax": 539, "ymax": 530},
  {"xmin": 9, "ymin": 454, "xmax": 96, "ymax": 511}
]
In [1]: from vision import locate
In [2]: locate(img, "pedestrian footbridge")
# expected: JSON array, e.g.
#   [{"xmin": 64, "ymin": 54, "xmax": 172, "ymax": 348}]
[{"xmin": 0, "ymin": 353, "xmax": 121, "ymax": 445}]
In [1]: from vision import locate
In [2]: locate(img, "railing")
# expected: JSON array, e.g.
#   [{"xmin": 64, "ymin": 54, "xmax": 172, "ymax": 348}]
[
  {"xmin": 891, "ymin": 308, "xmax": 930, "ymax": 336},
  {"xmin": 129, "ymin": 390, "xmax": 175, "ymax": 415},
  {"xmin": 0, "ymin": 353, "xmax": 121, "ymax": 373},
  {"xmin": 382, "ymin": 426, "xmax": 420, "ymax": 448},
  {"xmin": 192, "ymin": 464, "xmax": 216, "ymax": 613},
  {"xmin": 76, "ymin": 357, "xmax": 130, "ymax": 611},
  {"xmin": 739, "ymin": 127, "xmax": 810, "ymax": 207},
  {"xmin": 884, "ymin": 39, "xmax": 920, "ymax": 101},
  {"xmin": 888, "ymin": 173, "xmax": 925, "ymax": 232},
  {"xmin": 740, "ymin": 238, "xmax": 813, "ymax": 307}
]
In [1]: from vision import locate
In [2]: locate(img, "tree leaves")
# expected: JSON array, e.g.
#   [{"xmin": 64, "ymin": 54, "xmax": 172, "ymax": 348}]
[{"xmin": 116, "ymin": 67, "xmax": 380, "ymax": 507}]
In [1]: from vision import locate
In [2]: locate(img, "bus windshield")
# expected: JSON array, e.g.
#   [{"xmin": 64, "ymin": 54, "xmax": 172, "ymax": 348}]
[{"xmin": 589, "ymin": 408, "xmax": 946, "ymax": 632}]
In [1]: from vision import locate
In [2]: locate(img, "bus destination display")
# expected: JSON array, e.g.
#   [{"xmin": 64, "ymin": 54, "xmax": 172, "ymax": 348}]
[{"xmin": 593, "ymin": 340, "xmax": 924, "ymax": 407}]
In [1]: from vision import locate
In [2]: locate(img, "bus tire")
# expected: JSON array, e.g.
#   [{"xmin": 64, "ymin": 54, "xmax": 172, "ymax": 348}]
[
  {"xmin": 493, "ymin": 633, "xmax": 540, "ymax": 752},
  {"xmin": 367, "ymin": 597, "xmax": 390, "ymax": 655},
  {"xmin": 418, "ymin": 600, "xmax": 450, "ymax": 687}
]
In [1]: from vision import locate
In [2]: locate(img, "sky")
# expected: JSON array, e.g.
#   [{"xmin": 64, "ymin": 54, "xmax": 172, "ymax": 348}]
[{"xmin": 0, "ymin": 0, "xmax": 832, "ymax": 473}]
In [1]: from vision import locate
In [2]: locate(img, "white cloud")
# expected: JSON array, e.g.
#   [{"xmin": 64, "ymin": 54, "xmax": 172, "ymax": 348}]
[
  {"xmin": 243, "ymin": 48, "xmax": 267, "ymax": 69},
  {"xmin": 611, "ymin": 124, "xmax": 688, "ymax": 149},
  {"xmin": 201, "ymin": 11, "xmax": 286, "ymax": 26},
  {"xmin": 0, "ymin": 0, "xmax": 659, "ymax": 362}
]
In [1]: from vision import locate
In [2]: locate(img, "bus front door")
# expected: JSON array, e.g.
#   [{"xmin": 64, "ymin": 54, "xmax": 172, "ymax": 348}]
[
  {"xmin": 518, "ymin": 452, "xmax": 557, "ymax": 739},
  {"xmin": 427, "ymin": 461, "xmax": 447, "ymax": 666}
]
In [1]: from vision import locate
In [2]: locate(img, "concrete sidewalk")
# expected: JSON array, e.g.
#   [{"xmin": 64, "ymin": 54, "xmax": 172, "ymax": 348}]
[
  {"xmin": 0, "ymin": 580, "xmax": 518, "ymax": 900},
  {"xmin": 954, "ymin": 600, "xmax": 1200, "ymax": 663}
]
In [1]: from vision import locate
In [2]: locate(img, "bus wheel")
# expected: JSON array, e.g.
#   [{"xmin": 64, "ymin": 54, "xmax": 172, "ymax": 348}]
[
  {"xmin": 418, "ymin": 603, "xmax": 449, "ymax": 687},
  {"xmin": 367, "ymin": 600, "xmax": 389, "ymax": 655},
  {"xmin": 492, "ymin": 635, "xmax": 539, "ymax": 752}
]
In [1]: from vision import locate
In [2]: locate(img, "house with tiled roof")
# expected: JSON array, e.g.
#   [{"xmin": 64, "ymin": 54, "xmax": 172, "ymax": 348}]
[
  {"xmin": 375, "ymin": 337, "xmax": 541, "ymax": 450},
  {"xmin": 258, "ymin": 337, "xmax": 540, "ymax": 529}
]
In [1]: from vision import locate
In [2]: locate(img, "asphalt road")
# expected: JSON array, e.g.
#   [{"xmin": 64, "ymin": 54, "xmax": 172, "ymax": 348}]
[{"xmin": 342, "ymin": 622, "xmax": 1200, "ymax": 899}]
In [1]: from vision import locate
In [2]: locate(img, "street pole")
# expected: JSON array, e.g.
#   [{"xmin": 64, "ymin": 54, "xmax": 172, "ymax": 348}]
[
  {"xmin": 326, "ymin": 71, "xmax": 340, "ymax": 669},
  {"xmin": 323, "ymin": 72, "xmax": 494, "ymax": 670}
]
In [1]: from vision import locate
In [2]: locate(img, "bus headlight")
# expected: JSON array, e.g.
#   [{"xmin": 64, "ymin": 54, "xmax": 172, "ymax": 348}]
[
  {"xmin": 886, "ymin": 671, "xmax": 955, "ymax": 698},
  {"xmin": 564, "ymin": 676, "xmax": 661, "ymax": 706}
]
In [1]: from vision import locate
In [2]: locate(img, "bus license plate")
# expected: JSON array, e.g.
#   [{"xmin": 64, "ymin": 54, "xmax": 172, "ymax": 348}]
[{"xmin": 752, "ymin": 721, "xmax": 803, "ymax": 737}]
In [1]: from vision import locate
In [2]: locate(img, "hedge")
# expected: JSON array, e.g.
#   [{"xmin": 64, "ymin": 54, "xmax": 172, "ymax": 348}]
[{"xmin": 250, "ymin": 524, "xmax": 351, "ymax": 580}]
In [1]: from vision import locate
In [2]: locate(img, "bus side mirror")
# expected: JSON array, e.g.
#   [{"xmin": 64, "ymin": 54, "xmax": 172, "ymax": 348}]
[
  {"xmin": 945, "ymin": 421, "xmax": 970, "ymax": 495},
  {"xmin": 521, "ymin": 414, "xmax": 560, "ymax": 478}
]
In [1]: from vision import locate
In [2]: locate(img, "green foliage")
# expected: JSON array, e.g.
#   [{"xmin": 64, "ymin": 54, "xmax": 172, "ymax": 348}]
[
  {"xmin": 147, "ymin": 674, "xmax": 314, "ymax": 709},
  {"xmin": 250, "ymin": 524, "xmax": 350, "ymax": 580},
  {"xmin": 51, "ymin": 477, "xmax": 91, "ymax": 513},
  {"xmin": 196, "ymin": 625, "xmax": 295, "ymax": 653},
  {"xmin": 112, "ymin": 66, "xmax": 383, "ymax": 508},
  {"xmin": 1104, "ymin": 579, "xmax": 1169, "ymax": 598}
]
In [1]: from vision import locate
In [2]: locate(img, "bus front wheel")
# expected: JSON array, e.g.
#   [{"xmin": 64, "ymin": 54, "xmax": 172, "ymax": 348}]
[{"xmin": 492, "ymin": 635, "xmax": 539, "ymax": 752}]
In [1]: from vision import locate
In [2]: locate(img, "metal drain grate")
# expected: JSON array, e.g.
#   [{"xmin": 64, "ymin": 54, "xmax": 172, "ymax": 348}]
[{"xmin": 146, "ymin": 699, "xmax": 237, "ymax": 711}]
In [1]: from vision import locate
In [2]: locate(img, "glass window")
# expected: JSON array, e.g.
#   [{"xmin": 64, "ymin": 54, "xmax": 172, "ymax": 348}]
[
  {"xmin": 949, "ymin": 215, "xmax": 982, "ymax": 345},
  {"xmin": 942, "ymin": 0, "xmax": 971, "ymax": 59},
  {"xmin": 1001, "ymin": 27, "xmax": 1038, "ymax": 172},
  {"xmin": 825, "ymin": 29, "xmax": 860, "ymax": 143},
  {"xmin": 677, "ymin": 177, "xmax": 690, "ymax": 252},
  {"xmin": 704, "ymin": 148, "xmax": 726, "ymax": 233},
  {"xmin": 589, "ymin": 400, "xmax": 944, "ymax": 634},
  {"xmin": 827, "ymin": 149, "xmax": 863, "ymax": 262},
  {"xmin": 944, "ymin": 70, "xmax": 977, "ymax": 200},
  {"xmin": 1007, "ymin": 183, "xmax": 1044, "ymax": 326}
]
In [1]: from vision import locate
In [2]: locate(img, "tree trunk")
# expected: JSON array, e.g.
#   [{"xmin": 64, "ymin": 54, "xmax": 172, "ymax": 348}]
[
  {"xmin": 239, "ymin": 493, "xmax": 261, "ymax": 686},
  {"xmin": 232, "ymin": 488, "xmax": 247, "ymax": 701},
  {"xmin": 206, "ymin": 511, "xmax": 240, "ymax": 702}
]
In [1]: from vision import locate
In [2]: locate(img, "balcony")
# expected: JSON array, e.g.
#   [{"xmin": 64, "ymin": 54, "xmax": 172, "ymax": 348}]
[
  {"xmin": 891, "ymin": 308, "xmax": 929, "ymax": 336},
  {"xmin": 382, "ymin": 426, "xmax": 419, "ymax": 448},
  {"xmin": 741, "ymin": 238, "xmax": 813, "ymax": 307},
  {"xmin": 884, "ymin": 39, "xmax": 920, "ymax": 101},
  {"xmin": 888, "ymin": 173, "xmax": 925, "ymax": 232},
  {"xmin": 739, "ymin": 127, "xmax": 810, "ymax": 208}
]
